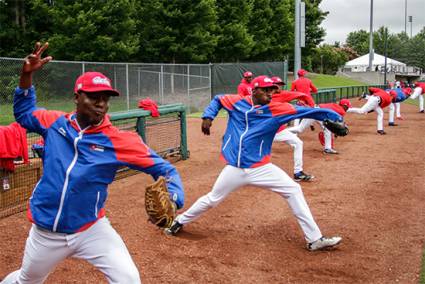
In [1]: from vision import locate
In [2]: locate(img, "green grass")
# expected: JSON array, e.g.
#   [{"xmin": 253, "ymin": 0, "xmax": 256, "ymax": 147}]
[
  {"xmin": 420, "ymin": 244, "xmax": 425, "ymax": 284},
  {"xmin": 309, "ymin": 74, "xmax": 365, "ymax": 88},
  {"xmin": 188, "ymin": 109, "xmax": 227, "ymax": 118}
]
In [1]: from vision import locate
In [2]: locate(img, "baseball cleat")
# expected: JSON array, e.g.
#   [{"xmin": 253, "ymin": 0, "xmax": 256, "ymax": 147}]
[
  {"xmin": 388, "ymin": 122, "xmax": 398, "ymax": 126},
  {"xmin": 294, "ymin": 171, "xmax": 314, "ymax": 182},
  {"xmin": 323, "ymin": 148, "xmax": 338, "ymax": 154},
  {"xmin": 420, "ymin": 110, "xmax": 424, "ymax": 113},
  {"xmin": 164, "ymin": 219, "xmax": 183, "ymax": 236},
  {"xmin": 377, "ymin": 130, "xmax": 386, "ymax": 135},
  {"xmin": 307, "ymin": 236, "xmax": 342, "ymax": 251}
]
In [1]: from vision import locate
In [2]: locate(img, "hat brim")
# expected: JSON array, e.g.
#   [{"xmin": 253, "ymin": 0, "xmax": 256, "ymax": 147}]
[
  {"xmin": 79, "ymin": 87, "xmax": 120, "ymax": 96},
  {"xmin": 254, "ymin": 84, "xmax": 278, "ymax": 89}
]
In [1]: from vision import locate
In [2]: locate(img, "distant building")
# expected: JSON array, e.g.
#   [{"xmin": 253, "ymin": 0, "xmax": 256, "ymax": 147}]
[{"xmin": 338, "ymin": 53, "xmax": 422, "ymax": 84}]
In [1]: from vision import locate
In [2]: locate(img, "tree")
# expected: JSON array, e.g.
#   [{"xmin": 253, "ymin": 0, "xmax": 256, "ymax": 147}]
[
  {"xmin": 346, "ymin": 29, "xmax": 369, "ymax": 55},
  {"xmin": 137, "ymin": 0, "xmax": 218, "ymax": 63},
  {"xmin": 404, "ymin": 27, "xmax": 425, "ymax": 69},
  {"xmin": 248, "ymin": 0, "xmax": 274, "ymax": 61},
  {"xmin": 267, "ymin": 0, "xmax": 293, "ymax": 61},
  {"xmin": 213, "ymin": 0, "xmax": 254, "ymax": 62},
  {"xmin": 311, "ymin": 44, "xmax": 348, "ymax": 74},
  {"xmin": 45, "ymin": 0, "xmax": 139, "ymax": 61}
]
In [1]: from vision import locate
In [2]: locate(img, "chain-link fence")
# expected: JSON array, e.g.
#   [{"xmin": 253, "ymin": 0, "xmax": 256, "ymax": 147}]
[{"xmin": 0, "ymin": 58, "xmax": 211, "ymax": 124}]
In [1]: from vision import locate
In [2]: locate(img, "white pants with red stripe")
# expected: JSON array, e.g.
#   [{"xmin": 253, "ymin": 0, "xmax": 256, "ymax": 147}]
[
  {"xmin": 347, "ymin": 96, "xmax": 384, "ymax": 131},
  {"xmin": 273, "ymin": 129, "xmax": 303, "ymax": 174},
  {"xmin": 410, "ymin": 87, "xmax": 424, "ymax": 112},
  {"xmin": 1, "ymin": 218, "xmax": 140, "ymax": 284},
  {"xmin": 176, "ymin": 164, "xmax": 323, "ymax": 243},
  {"xmin": 287, "ymin": 119, "xmax": 332, "ymax": 150}
]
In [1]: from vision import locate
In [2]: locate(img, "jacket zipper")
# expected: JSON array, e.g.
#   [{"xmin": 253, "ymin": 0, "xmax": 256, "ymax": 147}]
[
  {"xmin": 237, "ymin": 106, "xmax": 254, "ymax": 167},
  {"xmin": 222, "ymin": 135, "xmax": 231, "ymax": 151},
  {"xmin": 259, "ymin": 140, "xmax": 264, "ymax": 156},
  {"xmin": 95, "ymin": 191, "xmax": 100, "ymax": 217},
  {"xmin": 52, "ymin": 131, "xmax": 84, "ymax": 232}
]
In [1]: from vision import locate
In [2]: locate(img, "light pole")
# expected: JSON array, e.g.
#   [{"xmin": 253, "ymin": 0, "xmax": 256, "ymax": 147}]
[
  {"xmin": 404, "ymin": 0, "xmax": 407, "ymax": 34},
  {"xmin": 320, "ymin": 55, "xmax": 324, "ymax": 74},
  {"xmin": 409, "ymin": 16, "xmax": 413, "ymax": 38},
  {"xmin": 368, "ymin": 0, "xmax": 374, "ymax": 72}
]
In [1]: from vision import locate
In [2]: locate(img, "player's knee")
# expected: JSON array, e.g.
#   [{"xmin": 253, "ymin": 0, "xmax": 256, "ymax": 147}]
[{"xmin": 205, "ymin": 193, "xmax": 222, "ymax": 208}]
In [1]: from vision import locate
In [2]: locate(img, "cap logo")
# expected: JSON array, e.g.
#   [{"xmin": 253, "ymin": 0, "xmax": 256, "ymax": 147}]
[
  {"xmin": 77, "ymin": 83, "xmax": 83, "ymax": 90},
  {"xmin": 264, "ymin": 78, "xmax": 273, "ymax": 83},
  {"xmin": 92, "ymin": 76, "xmax": 111, "ymax": 87}
]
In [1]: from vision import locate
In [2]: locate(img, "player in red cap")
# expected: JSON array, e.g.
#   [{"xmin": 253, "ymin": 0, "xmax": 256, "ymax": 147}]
[
  {"xmin": 348, "ymin": 87, "xmax": 397, "ymax": 135},
  {"xmin": 270, "ymin": 76, "xmax": 315, "ymax": 181},
  {"xmin": 237, "ymin": 71, "xmax": 253, "ymax": 97},
  {"xmin": 165, "ymin": 75, "xmax": 345, "ymax": 251},
  {"xmin": 290, "ymin": 69, "xmax": 318, "ymax": 127},
  {"xmin": 2, "ymin": 42, "xmax": 184, "ymax": 284}
]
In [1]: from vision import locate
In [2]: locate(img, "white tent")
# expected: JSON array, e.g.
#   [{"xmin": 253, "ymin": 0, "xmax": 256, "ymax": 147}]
[{"xmin": 344, "ymin": 53, "xmax": 406, "ymax": 72}]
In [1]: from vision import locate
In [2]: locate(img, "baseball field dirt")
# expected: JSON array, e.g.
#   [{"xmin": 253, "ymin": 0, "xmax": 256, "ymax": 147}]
[{"xmin": 1, "ymin": 100, "xmax": 424, "ymax": 283}]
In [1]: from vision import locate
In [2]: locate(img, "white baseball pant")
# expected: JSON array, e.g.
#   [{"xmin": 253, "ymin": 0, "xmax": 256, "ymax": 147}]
[
  {"xmin": 389, "ymin": 103, "xmax": 401, "ymax": 123},
  {"xmin": 175, "ymin": 163, "xmax": 323, "ymax": 243},
  {"xmin": 287, "ymin": 119, "xmax": 332, "ymax": 150},
  {"xmin": 1, "ymin": 217, "xmax": 140, "ymax": 284},
  {"xmin": 273, "ymin": 129, "xmax": 303, "ymax": 174},
  {"xmin": 410, "ymin": 87, "xmax": 424, "ymax": 112},
  {"xmin": 347, "ymin": 96, "xmax": 384, "ymax": 131}
]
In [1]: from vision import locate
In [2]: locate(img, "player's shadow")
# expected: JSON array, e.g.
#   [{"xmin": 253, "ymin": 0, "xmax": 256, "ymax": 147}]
[{"xmin": 170, "ymin": 230, "xmax": 207, "ymax": 241}]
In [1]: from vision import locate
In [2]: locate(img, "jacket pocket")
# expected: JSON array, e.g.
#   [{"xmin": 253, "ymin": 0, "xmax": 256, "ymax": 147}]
[
  {"xmin": 259, "ymin": 140, "xmax": 264, "ymax": 156},
  {"xmin": 95, "ymin": 191, "xmax": 100, "ymax": 217},
  {"xmin": 222, "ymin": 135, "xmax": 231, "ymax": 151}
]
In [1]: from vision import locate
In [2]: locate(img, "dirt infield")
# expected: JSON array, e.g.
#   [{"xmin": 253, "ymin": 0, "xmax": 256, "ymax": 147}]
[{"xmin": 1, "ymin": 100, "xmax": 424, "ymax": 283}]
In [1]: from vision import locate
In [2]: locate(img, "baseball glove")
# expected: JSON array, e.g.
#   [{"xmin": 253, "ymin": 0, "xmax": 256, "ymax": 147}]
[
  {"xmin": 323, "ymin": 119, "xmax": 349, "ymax": 137},
  {"xmin": 145, "ymin": 176, "xmax": 176, "ymax": 228}
]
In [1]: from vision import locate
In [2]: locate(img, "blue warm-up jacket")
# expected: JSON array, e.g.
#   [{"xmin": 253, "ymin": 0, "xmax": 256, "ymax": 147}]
[
  {"xmin": 202, "ymin": 94, "xmax": 343, "ymax": 168},
  {"xmin": 14, "ymin": 86, "xmax": 184, "ymax": 234}
]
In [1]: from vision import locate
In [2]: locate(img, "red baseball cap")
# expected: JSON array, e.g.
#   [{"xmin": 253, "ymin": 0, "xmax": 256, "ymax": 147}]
[
  {"xmin": 243, "ymin": 71, "xmax": 253, "ymax": 78},
  {"xmin": 271, "ymin": 76, "xmax": 285, "ymax": 85},
  {"xmin": 251, "ymin": 75, "xmax": 278, "ymax": 89},
  {"xmin": 74, "ymin": 72, "xmax": 120, "ymax": 96},
  {"xmin": 403, "ymin": 87, "xmax": 412, "ymax": 95},
  {"xmin": 339, "ymin": 99, "xmax": 352, "ymax": 108},
  {"xmin": 297, "ymin": 69, "xmax": 307, "ymax": 76}
]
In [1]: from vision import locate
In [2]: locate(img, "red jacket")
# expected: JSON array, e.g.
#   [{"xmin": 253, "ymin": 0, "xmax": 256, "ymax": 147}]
[
  {"xmin": 272, "ymin": 90, "xmax": 315, "ymax": 107},
  {"xmin": 369, "ymin": 87, "xmax": 393, "ymax": 108},
  {"xmin": 290, "ymin": 77, "xmax": 318, "ymax": 96},
  {"xmin": 319, "ymin": 103, "xmax": 347, "ymax": 116},
  {"xmin": 0, "ymin": 122, "xmax": 28, "ymax": 171},
  {"xmin": 237, "ymin": 79, "xmax": 252, "ymax": 97}
]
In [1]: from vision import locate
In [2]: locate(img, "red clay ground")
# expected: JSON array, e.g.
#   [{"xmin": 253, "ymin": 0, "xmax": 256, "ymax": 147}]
[{"xmin": 1, "ymin": 100, "xmax": 424, "ymax": 283}]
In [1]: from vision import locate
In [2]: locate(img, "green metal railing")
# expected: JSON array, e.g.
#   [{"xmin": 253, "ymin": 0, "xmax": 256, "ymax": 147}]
[
  {"xmin": 316, "ymin": 84, "xmax": 388, "ymax": 103},
  {"xmin": 110, "ymin": 103, "xmax": 189, "ymax": 160}
]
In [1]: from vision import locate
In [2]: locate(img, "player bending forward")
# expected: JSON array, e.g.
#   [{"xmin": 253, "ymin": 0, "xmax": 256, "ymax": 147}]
[
  {"xmin": 165, "ymin": 75, "xmax": 347, "ymax": 251},
  {"xmin": 271, "ymin": 76, "xmax": 315, "ymax": 181},
  {"xmin": 1, "ymin": 42, "xmax": 184, "ymax": 284}
]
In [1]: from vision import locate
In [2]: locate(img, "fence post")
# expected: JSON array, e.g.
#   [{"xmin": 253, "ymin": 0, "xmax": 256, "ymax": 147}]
[
  {"xmin": 82, "ymin": 62, "xmax": 85, "ymax": 74},
  {"xmin": 187, "ymin": 64, "xmax": 190, "ymax": 98},
  {"xmin": 126, "ymin": 63, "xmax": 130, "ymax": 110},
  {"xmin": 160, "ymin": 64, "xmax": 164, "ymax": 104},
  {"xmin": 179, "ymin": 109, "xmax": 189, "ymax": 160},
  {"xmin": 209, "ymin": 63, "xmax": 214, "ymax": 100}
]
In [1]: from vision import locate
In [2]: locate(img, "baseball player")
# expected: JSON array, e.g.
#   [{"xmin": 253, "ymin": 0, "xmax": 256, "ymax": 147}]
[
  {"xmin": 290, "ymin": 69, "xmax": 318, "ymax": 126},
  {"xmin": 409, "ymin": 81, "xmax": 425, "ymax": 113},
  {"xmin": 1, "ymin": 42, "xmax": 184, "ymax": 284},
  {"xmin": 347, "ymin": 87, "xmax": 396, "ymax": 135},
  {"xmin": 271, "ymin": 76, "xmax": 315, "ymax": 182},
  {"xmin": 287, "ymin": 99, "xmax": 352, "ymax": 154},
  {"xmin": 164, "ymin": 75, "xmax": 345, "ymax": 251},
  {"xmin": 237, "ymin": 71, "xmax": 253, "ymax": 97},
  {"xmin": 387, "ymin": 87, "xmax": 412, "ymax": 126}
]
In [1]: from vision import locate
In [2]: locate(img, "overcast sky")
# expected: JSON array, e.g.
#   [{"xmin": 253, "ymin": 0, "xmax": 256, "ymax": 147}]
[{"xmin": 319, "ymin": 0, "xmax": 425, "ymax": 44}]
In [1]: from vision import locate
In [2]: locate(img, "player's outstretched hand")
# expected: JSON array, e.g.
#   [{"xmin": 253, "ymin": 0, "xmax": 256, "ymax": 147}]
[
  {"xmin": 22, "ymin": 42, "xmax": 52, "ymax": 74},
  {"xmin": 201, "ymin": 118, "xmax": 212, "ymax": 135}
]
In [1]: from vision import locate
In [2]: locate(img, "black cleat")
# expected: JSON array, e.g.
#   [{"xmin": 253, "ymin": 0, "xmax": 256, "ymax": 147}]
[
  {"xmin": 388, "ymin": 122, "xmax": 397, "ymax": 126},
  {"xmin": 294, "ymin": 171, "xmax": 315, "ymax": 182},
  {"xmin": 377, "ymin": 130, "xmax": 386, "ymax": 135},
  {"xmin": 164, "ymin": 219, "xmax": 183, "ymax": 236}
]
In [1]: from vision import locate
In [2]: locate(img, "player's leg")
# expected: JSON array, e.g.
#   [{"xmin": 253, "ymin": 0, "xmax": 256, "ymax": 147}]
[
  {"xmin": 287, "ymin": 118, "xmax": 314, "ymax": 134},
  {"xmin": 376, "ymin": 106, "xmax": 385, "ymax": 133},
  {"xmin": 174, "ymin": 165, "xmax": 248, "ymax": 225},
  {"xmin": 323, "ymin": 127, "xmax": 337, "ymax": 153},
  {"xmin": 410, "ymin": 87, "xmax": 423, "ymax": 112},
  {"xmin": 246, "ymin": 163, "xmax": 322, "ymax": 243},
  {"xmin": 419, "ymin": 94, "xmax": 424, "ymax": 112},
  {"xmin": 281, "ymin": 130, "xmax": 313, "ymax": 181},
  {"xmin": 395, "ymin": 102, "xmax": 402, "ymax": 119},
  {"xmin": 347, "ymin": 96, "xmax": 379, "ymax": 114},
  {"xmin": 247, "ymin": 163, "xmax": 341, "ymax": 250},
  {"xmin": 388, "ymin": 103, "xmax": 397, "ymax": 126},
  {"xmin": 1, "ymin": 226, "xmax": 72, "ymax": 284},
  {"xmin": 70, "ymin": 218, "xmax": 140, "ymax": 284}
]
